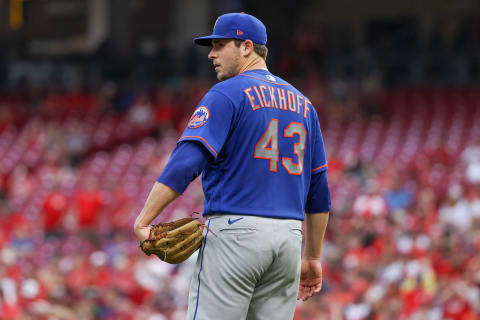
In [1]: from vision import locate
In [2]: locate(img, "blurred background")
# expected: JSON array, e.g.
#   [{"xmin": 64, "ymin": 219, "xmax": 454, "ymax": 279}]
[{"xmin": 1, "ymin": 0, "xmax": 480, "ymax": 319}]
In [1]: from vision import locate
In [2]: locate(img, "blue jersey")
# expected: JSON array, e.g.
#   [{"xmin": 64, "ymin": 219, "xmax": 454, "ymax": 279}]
[{"xmin": 180, "ymin": 69, "xmax": 328, "ymax": 220}]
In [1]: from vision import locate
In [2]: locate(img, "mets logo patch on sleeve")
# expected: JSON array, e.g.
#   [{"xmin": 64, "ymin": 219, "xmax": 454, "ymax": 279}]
[{"xmin": 188, "ymin": 106, "xmax": 210, "ymax": 128}]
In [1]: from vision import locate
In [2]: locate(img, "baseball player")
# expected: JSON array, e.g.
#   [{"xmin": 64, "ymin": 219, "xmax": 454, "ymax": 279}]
[{"xmin": 134, "ymin": 12, "xmax": 330, "ymax": 320}]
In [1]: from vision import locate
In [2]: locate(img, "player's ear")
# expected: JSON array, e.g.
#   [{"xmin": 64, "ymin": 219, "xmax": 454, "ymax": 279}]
[{"xmin": 241, "ymin": 40, "xmax": 254, "ymax": 57}]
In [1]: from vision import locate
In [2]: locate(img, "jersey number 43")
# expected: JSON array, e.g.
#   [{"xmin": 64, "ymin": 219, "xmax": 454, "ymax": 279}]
[{"xmin": 254, "ymin": 118, "xmax": 306, "ymax": 175}]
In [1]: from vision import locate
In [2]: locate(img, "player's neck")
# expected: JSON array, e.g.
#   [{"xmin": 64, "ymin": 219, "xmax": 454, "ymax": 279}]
[{"xmin": 238, "ymin": 56, "xmax": 268, "ymax": 75}]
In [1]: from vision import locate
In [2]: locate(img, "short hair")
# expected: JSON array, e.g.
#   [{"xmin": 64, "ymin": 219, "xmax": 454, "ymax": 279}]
[{"xmin": 233, "ymin": 39, "xmax": 268, "ymax": 61}]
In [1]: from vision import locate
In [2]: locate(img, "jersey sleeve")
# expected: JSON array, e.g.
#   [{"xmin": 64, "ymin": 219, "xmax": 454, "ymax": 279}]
[
  {"xmin": 157, "ymin": 141, "xmax": 211, "ymax": 194},
  {"xmin": 305, "ymin": 170, "xmax": 331, "ymax": 213},
  {"xmin": 179, "ymin": 90, "xmax": 235, "ymax": 159},
  {"xmin": 311, "ymin": 113, "xmax": 328, "ymax": 174}
]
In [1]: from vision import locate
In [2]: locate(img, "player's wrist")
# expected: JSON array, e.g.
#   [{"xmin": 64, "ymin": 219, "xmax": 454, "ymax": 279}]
[
  {"xmin": 134, "ymin": 225, "xmax": 151, "ymax": 241},
  {"xmin": 303, "ymin": 253, "xmax": 322, "ymax": 260},
  {"xmin": 134, "ymin": 221, "xmax": 149, "ymax": 231}
]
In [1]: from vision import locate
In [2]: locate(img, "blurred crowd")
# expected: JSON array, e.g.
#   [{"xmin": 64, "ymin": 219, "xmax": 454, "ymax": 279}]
[
  {"xmin": 0, "ymin": 81, "xmax": 210, "ymax": 320},
  {"xmin": 297, "ymin": 143, "xmax": 480, "ymax": 320},
  {"xmin": 0, "ymin": 78, "xmax": 479, "ymax": 320}
]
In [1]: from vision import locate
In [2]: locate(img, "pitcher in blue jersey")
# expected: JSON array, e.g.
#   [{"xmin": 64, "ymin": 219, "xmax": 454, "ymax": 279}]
[{"xmin": 134, "ymin": 12, "xmax": 331, "ymax": 320}]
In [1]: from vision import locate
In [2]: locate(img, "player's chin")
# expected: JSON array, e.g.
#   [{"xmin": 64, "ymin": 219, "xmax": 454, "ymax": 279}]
[
  {"xmin": 217, "ymin": 71, "xmax": 234, "ymax": 81},
  {"xmin": 217, "ymin": 72, "xmax": 227, "ymax": 81}
]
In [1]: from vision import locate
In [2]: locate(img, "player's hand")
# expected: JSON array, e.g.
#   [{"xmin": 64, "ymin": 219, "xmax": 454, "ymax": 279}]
[
  {"xmin": 135, "ymin": 225, "xmax": 151, "ymax": 242},
  {"xmin": 297, "ymin": 257, "xmax": 322, "ymax": 301}
]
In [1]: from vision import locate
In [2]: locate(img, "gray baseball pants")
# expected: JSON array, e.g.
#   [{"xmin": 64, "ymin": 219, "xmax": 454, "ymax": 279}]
[{"xmin": 186, "ymin": 214, "xmax": 303, "ymax": 320}]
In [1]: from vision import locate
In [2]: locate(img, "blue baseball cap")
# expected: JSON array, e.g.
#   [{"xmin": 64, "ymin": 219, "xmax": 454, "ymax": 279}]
[{"xmin": 194, "ymin": 13, "xmax": 267, "ymax": 46}]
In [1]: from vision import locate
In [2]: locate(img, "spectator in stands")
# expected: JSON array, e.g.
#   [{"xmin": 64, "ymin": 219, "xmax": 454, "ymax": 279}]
[
  {"xmin": 42, "ymin": 188, "xmax": 68, "ymax": 236},
  {"xmin": 385, "ymin": 177, "xmax": 413, "ymax": 212},
  {"xmin": 73, "ymin": 176, "xmax": 105, "ymax": 230},
  {"xmin": 353, "ymin": 180, "xmax": 388, "ymax": 218},
  {"xmin": 439, "ymin": 185, "xmax": 473, "ymax": 232}
]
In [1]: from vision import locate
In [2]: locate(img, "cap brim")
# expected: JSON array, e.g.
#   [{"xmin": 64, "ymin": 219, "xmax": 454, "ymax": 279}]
[{"xmin": 193, "ymin": 35, "xmax": 232, "ymax": 46}]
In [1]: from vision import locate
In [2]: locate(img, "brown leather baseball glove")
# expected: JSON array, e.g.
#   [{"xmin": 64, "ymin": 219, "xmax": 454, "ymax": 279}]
[{"xmin": 139, "ymin": 217, "xmax": 205, "ymax": 264}]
